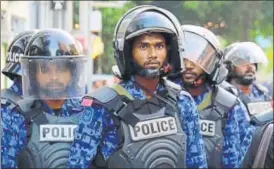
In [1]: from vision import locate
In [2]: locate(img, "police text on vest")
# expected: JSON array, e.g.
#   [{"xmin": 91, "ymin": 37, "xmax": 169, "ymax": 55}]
[
  {"xmin": 40, "ymin": 124, "xmax": 77, "ymax": 142},
  {"xmin": 247, "ymin": 101, "xmax": 273, "ymax": 115},
  {"xmin": 199, "ymin": 120, "xmax": 216, "ymax": 137},
  {"xmin": 129, "ymin": 117, "xmax": 178, "ymax": 141}
]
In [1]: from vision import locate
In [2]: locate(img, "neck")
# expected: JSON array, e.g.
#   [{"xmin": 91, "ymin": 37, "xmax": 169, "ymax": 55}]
[
  {"xmin": 44, "ymin": 99, "xmax": 65, "ymax": 109},
  {"xmin": 230, "ymin": 79, "xmax": 251, "ymax": 95},
  {"xmin": 186, "ymin": 83, "xmax": 207, "ymax": 97},
  {"xmin": 134, "ymin": 75, "xmax": 159, "ymax": 97}
]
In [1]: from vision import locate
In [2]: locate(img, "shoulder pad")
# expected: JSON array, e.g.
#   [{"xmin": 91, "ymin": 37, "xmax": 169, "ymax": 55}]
[
  {"xmin": 218, "ymin": 81, "xmax": 239, "ymax": 96},
  {"xmin": 1, "ymin": 88, "xmax": 22, "ymax": 103},
  {"xmin": 163, "ymin": 78, "xmax": 182, "ymax": 92},
  {"xmin": 250, "ymin": 110, "xmax": 273, "ymax": 126},
  {"xmin": 215, "ymin": 85, "xmax": 238, "ymax": 108},
  {"xmin": 1, "ymin": 88, "xmax": 25, "ymax": 111},
  {"xmin": 84, "ymin": 86, "xmax": 118, "ymax": 104},
  {"xmin": 255, "ymin": 83, "xmax": 269, "ymax": 94},
  {"xmin": 16, "ymin": 99, "xmax": 35, "ymax": 114}
]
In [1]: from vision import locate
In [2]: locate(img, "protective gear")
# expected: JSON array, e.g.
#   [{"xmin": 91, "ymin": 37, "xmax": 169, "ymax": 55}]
[
  {"xmin": 224, "ymin": 42, "xmax": 268, "ymax": 83},
  {"xmin": 238, "ymin": 84, "xmax": 272, "ymax": 125},
  {"xmin": 85, "ymin": 84, "xmax": 187, "ymax": 168},
  {"xmin": 224, "ymin": 42, "xmax": 268, "ymax": 66},
  {"xmin": 113, "ymin": 5, "xmax": 185, "ymax": 79},
  {"xmin": 222, "ymin": 42, "xmax": 240, "ymax": 57},
  {"xmin": 196, "ymin": 85, "xmax": 238, "ymax": 168},
  {"xmin": 181, "ymin": 25, "xmax": 228, "ymax": 85},
  {"xmin": 241, "ymin": 122, "xmax": 273, "ymax": 168},
  {"xmin": 10, "ymin": 99, "xmax": 82, "ymax": 168},
  {"xmin": 2, "ymin": 30, "xmax": 38, "ymax": 80},
  {"xmin": 21, "ymin": 28, "xmax": 87, "ymax": 100}
]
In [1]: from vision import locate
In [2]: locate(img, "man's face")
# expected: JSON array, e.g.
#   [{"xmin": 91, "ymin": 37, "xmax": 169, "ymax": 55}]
[
  {"xmin": 182, "ymin": 58, "xmax": 205, "ymax": 85},
  {"xmin": 132, "ymin": 33, "xmax": 167, "ymax": 70},
  {"xmin": 36, "ymin": 63, "xmax": 72, "ymax": 98},
  {"xmin": 233, "ymin": 63, "xmax": 256, "ymax": 85}
]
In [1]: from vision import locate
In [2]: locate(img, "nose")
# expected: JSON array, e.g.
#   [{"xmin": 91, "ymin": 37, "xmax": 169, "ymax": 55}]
[
  {"xmin": 184, "ymin": 59, "xmax": 195, "ymax": 69},
  {"xmin": 148, "ymin": 47, "xmax": 157, "ymax": 59},
  {"xmin": 49, "ymin": 70, "xmax": 58, "ymax": 80}
]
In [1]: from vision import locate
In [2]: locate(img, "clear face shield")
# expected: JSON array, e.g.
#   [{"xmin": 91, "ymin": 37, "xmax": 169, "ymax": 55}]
[
  {"xmin": 181, "ymin": 32, "xmax": 220, "ymax": 74},
  {"xmin": 21, "ymin": 56, "xmax": 87, "ymax": 100},
  {"xmin": 225, "ymin": 42, "xmax": 268, "ymax": 67}
]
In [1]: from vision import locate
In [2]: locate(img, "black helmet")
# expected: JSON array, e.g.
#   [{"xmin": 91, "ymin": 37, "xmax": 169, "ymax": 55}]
[
  {"xmin": 180, "ymin": 24, "xmax": 227, "ymax": 84},
  {"xmin": 223, "ymin": 41, "xmax": 268, "ymax": 83},
  {"xmin": 21, "ymin": 28, "xmax": 87, "ymax": 99},
  {"xmin": 113, "ymin": 5, "xmax": 185, "ymax": 79},
  {"xmin": 2, "ymin": 30, "xmax": 37, "ymax": 80}
]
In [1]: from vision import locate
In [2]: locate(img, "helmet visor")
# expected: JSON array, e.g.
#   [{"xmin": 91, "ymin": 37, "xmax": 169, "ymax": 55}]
[
  {"xmin": 21, "ymin": 56, "xmax": 87, "ymax": 100},
  {"xmin": 182, "ymin": 32, "xmax": 220, "ymax": 74},
  {"xmin": 225, "ymin": 42, "xmax": 268, "ymax": 66}
]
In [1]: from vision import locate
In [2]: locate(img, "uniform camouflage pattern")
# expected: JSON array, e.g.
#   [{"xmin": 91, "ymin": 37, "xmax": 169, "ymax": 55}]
[
  {"xmin": 1, "ymin": 98, "xmax": 83, "ymax": 168},
  {"xmin": 1, "ymin": 106, "xmax": 26, "ymax": 168},
  {"xmin": 67, "ymin": 77, "xmax": 207, "ymax": 168},
  {"xmin": 249, "ymin": 84, "xmax": 271, "ymax": 100},
  {"xmin": 193, "ymin": 85, "xmax": 255, "ymax": 168},
  {"xmin": 1, "ymin": 79, "xmax": 24, "ymax": 168}
]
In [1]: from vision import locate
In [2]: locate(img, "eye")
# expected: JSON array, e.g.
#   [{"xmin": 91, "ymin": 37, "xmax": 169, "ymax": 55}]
[
  {"xmin": 57, "ymin": 66, "xmax": 67, "ymax": 72},
  {"xmin": 39, "ymin": 64, "xmax": 49, "ymax": 74},
  {"xmin": 139, "ymin": 44, "xmax": 148, "ymax": 50},
  {"xmin": 156, "ymin": 43, "xmax": 165, "ymax": 50}
]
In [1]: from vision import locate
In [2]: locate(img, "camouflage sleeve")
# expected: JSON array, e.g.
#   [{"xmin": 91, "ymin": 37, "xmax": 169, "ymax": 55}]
[
  {"xmin": 67, "ymin": 105, "xmax": 116, "ymax": 168},
  {"xmin": 230, "ymin": 101, "xmax": 255, "ymax": 165},
  {"xmin": 222, "ymin": 101, "xmax": 254, "ymax": 168},
  {"xmin": 1, "ymin": 105, "xmax": 27, "ymax": 168},
  {"xmin": 222, "ymin": 106, "xmax": 241, "ymax": 168},
  {"xmin": 98, "ymin": 112, "xmax": 119, "ymax": 161},
  {"xmin": 177, "ymin": 91, "xmax": 208, "ymax": 168}
]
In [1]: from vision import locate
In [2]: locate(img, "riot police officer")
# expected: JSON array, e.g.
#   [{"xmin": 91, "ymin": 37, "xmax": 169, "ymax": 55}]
[
  {"xmin": 1, "ymin": 30, "xmax": 37, "ymax": 168},
  {"xmin": 1, "ymin": 30, "xmax": 37, "ymax": 98},
  {"xmin": 223, "ymin": 42, "xmax": 273, "ymax": 168},
  {"xmin": 1, "ymin": 28, "xmax": 87, "ymax": 168},
  {"xmin": 68, "ymin": 5, "xmax": 207, "ymax": 168},
  {"xmin": 167, "ymin": 25, "xmax": 254, "ymax": 168},
  {"xmin": 223, "ymin": 42, "xmax": 272, "ymax": 124}
]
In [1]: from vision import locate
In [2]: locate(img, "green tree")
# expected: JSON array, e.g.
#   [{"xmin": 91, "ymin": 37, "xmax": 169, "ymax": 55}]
[{"xmin": 100, "ymin": 2, "xmax": 136, "ymax": 74}]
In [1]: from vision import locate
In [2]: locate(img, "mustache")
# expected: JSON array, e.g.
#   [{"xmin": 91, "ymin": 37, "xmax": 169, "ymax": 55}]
[
  {"xmin": 144, "ymin": 60, "xmax": 161, "ymax": 65},
  {"xmin": 245, "ymin": 69, "xmax": 255, "ymax": 74},
  {"xmin": 46, "ymin": 82, "xmax": 65, "ymax": 88},
  {"xmin": 183, "ymin": 70, "xmax": 198, "ymax": 77}
]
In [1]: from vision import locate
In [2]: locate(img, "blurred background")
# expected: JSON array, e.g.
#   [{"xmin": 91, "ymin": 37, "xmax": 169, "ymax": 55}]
[{"xmin": 1, "ymin": 1, "xmax": 273, "ymax": 92}]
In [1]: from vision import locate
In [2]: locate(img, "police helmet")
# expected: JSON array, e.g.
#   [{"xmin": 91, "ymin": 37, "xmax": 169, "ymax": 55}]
[
  {"xmin": 180, "ymin": 24, "xmax": 227, "ymax": 84},
  {"xmin": 224, "ymin": 41, "xmax": 268, "ymax": 67},
  {"xmin": 2, "ymin": 30, "xmax": 38, "ymax": 80},
  {"xmin": 223, "ymin": 42, "xmax": 268, "ymax": 82},
  {"xmin": 21, "ymin": 28, "xmax": 87, "ymax": 99},
  {"xmin": 113, "ymin": 5, "xmax": 185, "ymax": 79}
]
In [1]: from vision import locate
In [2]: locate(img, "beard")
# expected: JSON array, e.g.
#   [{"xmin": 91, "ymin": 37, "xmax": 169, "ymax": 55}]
[
  {"xmin": 181, "ymin": 71, "xmax": 199, "ymax": 88},
  {"xmin": 234, "ymin": 71, "xmax": 256, "ymax": 85},
  {"xmin": 132, "ymin": 60, "xmax": 162, "ymax": 79},
  {"xmin": 39, "ymin": 82, "xmax": 68, "ymax": 99}
]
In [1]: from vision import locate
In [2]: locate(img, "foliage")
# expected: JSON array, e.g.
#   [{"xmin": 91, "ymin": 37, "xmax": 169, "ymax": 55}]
[
  {"xmin": 99, "ymin": 1, "xmax": 273, "ymax": 75},
  {"xmin": 100, "ymin": 1, "xmax": 136, "ymax": 73}
]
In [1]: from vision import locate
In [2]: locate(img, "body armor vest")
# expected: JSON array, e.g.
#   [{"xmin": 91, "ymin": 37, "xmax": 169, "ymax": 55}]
[
  {"xmin": 238, "ymin": 84, "xmax": 272, "ymax": 126},
  {"xmin": 197, "ymin": 85, "xmax": 238, "ymax": 168},
  {"xmin": 16, "ymin": 101, "xmax": 82, "ymax": 168},
  {"xmin": 1, "ymin": 90, "xmax": 82, "ymax": 168},
  {"xmin": 86, "ymin": 84, "xmax": 187, "ymax": 168}
]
